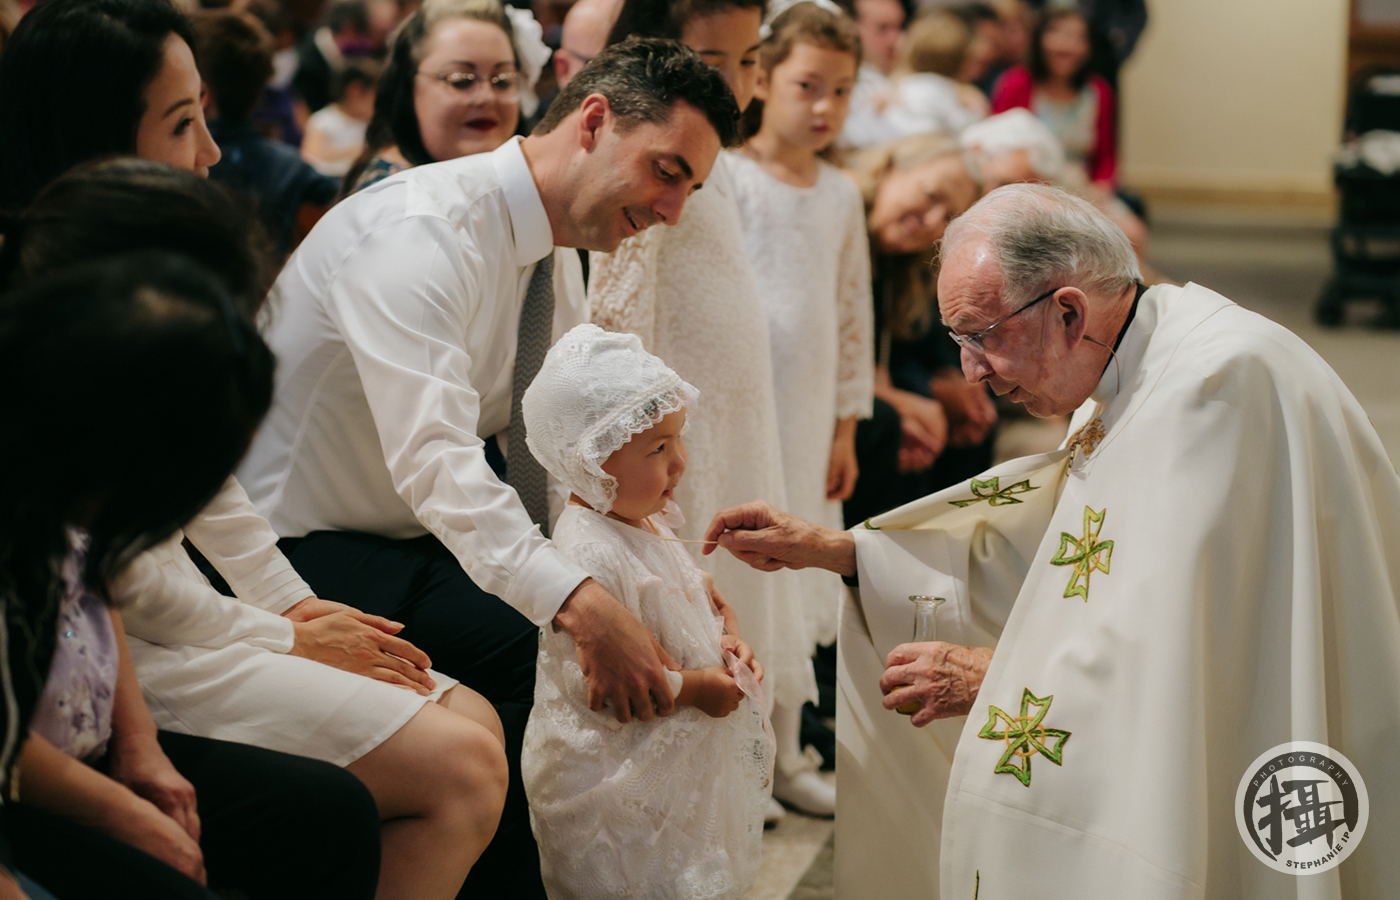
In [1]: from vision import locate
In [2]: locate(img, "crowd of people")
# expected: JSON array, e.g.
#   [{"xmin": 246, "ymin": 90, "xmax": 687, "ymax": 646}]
[{"xmin": 0, "ymin": 0, "xmax": 1160, "ymax": 897}]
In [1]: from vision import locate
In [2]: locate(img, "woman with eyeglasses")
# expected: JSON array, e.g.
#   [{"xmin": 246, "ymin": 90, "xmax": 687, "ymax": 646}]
[{"xmin": 345, "ymin": 0, "xmax": 526, "ymax": 194}]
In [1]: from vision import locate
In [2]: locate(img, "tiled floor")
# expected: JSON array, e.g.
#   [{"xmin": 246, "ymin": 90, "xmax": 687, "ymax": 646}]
[{"xmin": 749, "ymin": 204, "xmax": 1400, "ymax": 900}]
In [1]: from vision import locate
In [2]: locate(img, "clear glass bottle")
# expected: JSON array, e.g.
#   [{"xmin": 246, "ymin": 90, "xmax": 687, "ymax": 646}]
[{"xmin": 897, "ymin": 595, "xmax": 946, "ymax": 715}]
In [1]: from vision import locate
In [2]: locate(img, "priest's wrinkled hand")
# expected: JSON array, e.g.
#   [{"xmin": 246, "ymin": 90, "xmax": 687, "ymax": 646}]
[
  {"xmin": 880, "ymin": 642, "xmax": 994, "ymax": 727},
  {"xmin": 703, "ymin": 501, "xmax": 856, "ymax": 577}
]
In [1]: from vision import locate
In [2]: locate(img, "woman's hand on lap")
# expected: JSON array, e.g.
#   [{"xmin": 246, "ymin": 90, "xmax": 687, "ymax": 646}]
[
  {"xmin": 287, "ymin": 611, "xmax": 437, "ymax": 694},
  {"xmin": 99, "ymin": 792, "xmax": 207, "ymax": 885},
  {"xmin": 107, "ymin": 731, "xmax": 200, "ymax": 842}
]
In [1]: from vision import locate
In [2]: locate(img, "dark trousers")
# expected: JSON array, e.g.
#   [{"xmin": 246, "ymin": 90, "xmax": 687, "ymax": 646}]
[
  {"xmin": 280, "ymin": 530, "xmax": 546, "ymax": 900},
  {"xmin": 12, "ymin": 731, "xmax": 381, "ymax": 900}
]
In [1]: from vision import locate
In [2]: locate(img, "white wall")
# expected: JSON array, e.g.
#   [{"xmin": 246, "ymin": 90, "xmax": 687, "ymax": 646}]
[{"xmin": 1119, "ymin": 0, "xmax": 1350, "ymax": 198}]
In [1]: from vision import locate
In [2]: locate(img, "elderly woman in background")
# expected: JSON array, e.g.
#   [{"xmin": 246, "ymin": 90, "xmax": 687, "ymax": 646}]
[
  {"xmin": 345, "ymin": 0, "xmax": 535, "ymax": 192},
  {"xmin": 846, "ymin": 133, "xmax": 995, "ymax": 518}
]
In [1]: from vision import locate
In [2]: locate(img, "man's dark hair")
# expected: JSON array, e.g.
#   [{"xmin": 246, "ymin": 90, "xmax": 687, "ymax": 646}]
[
  {"xmin": 0, "ymin": 158, "xmax": 276, "ymax": 317},
  {"xmin": 193, "ymin": 10, "xmax": 275, "ymax": 122},
  {"xmin": 0, "ymin": 0, "xmax": 196, "ymax": 215},
  {"xmin": 607, "ymin": 0, "xmax": 765, "ymax": 45},
  {"xmin": 324, "ymin": 0, "xmax": 369, "ymax": 35},
  {"xmin": 533, "ymin": 37, "xmax": 740, "ymax": 148}
]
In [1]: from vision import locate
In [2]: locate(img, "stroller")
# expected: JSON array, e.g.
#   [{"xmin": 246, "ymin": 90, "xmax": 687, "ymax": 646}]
[{"xmin": 1317, "ymin": 67, "xmax": 1400, "ymax": 327}]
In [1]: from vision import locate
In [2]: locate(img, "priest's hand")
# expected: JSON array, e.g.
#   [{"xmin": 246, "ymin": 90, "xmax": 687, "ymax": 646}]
[
  {"xmin": 880, "ymin": 642, "xmax": 994, "ymax": 727},
  {"xmin": 703, "ymin": 501, "xmax": 856, "ymax": 577},
  {"xmin": 554, "ymin": 578, "xmax": 679, "ymax": 723}
]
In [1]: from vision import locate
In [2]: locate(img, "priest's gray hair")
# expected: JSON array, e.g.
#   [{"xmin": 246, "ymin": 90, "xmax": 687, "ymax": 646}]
[{"xmin": 942, "ymin": 183, "xmax": 1141, "ymax": 311}]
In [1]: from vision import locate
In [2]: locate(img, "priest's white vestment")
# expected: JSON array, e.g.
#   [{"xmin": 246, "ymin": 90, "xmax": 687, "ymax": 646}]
[{"xmin": 834, "ymin": 282, "xmax": 1400, "ymax": 898}]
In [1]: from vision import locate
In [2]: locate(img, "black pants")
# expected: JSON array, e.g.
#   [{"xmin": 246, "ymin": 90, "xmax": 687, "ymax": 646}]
[
  {"xmin": 280, "ymin": 530, "xmax": 545, "ymax": 900},
  {"xmin": 12, "ymin": 731, "xmax": 381, "ymax": 900}
]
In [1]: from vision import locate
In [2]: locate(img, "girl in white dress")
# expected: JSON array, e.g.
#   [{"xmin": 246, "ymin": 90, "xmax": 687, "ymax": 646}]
[
  {"xmin": 521, "ymin": 325, "xmax": 773, "ymax": 900},
  {"xmin": 592, "ymin": 0, "xmax": 831, "ymax": 820},
  {"xmin": 728, "ymin": 2, "xmax": 873, "ymax": 708}
]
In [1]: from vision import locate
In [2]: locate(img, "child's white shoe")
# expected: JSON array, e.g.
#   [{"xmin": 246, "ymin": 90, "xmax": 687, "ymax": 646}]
[
  {"xmin": 764, "ymin": 796, "xmax": 786, "ymax": 828},
  {"xmin": 773, "ymin": 767, "xmax": 835, "ymax": 818}
]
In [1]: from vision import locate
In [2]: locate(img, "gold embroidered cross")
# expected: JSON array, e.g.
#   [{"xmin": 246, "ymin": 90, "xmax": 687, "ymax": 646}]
[
  {"xmin": 1049, "ymin": 506, "xmax": 1114, "ymax": 601},
  {"xmin": 948, "ymin": 476, "xmax": 1040, "ymax": 508},
  {"xmin": 976, "ymin": 688, "xmax": 1071, "ymax": 787},
  {"xmin": 1069, "ymin": 416, "xmax": 1106, "ymax": 457}
]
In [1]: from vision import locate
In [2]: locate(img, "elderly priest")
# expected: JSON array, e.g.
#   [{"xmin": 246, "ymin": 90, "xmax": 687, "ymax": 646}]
[{"xmin": 705, "ymin": 184, "xmax": 1400, "ymax": 898}]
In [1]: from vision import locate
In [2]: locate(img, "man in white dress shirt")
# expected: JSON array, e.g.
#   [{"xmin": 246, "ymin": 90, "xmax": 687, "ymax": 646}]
[
  {"xmin": 238, "ymin": 40, "xmax": 740, "ymax": 896},
  {"xmin": 704, "ymin": 185, "xmax": 1400, "ymax": 897}
]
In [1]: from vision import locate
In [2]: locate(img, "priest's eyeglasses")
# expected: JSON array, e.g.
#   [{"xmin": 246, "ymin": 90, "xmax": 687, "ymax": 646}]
[
  {"xmin": 945, "ymin": 287, "xmax": 1059, "ymax": 355},
  {"xmin": 424, "ymin": 70, "xmax": 521, "ymax": 101}
]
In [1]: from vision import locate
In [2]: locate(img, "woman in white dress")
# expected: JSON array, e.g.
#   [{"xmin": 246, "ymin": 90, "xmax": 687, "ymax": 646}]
[
  {"xmin": 3, "ymin": 158, "xmax": 509, "ymax": 900},
  {"xmin": 521, "ymin": 325, "xmax": 772, "ymax": 900},
  {"xmin": 592, "ymin": 0, "xmax": 830, "ymax": 818}
]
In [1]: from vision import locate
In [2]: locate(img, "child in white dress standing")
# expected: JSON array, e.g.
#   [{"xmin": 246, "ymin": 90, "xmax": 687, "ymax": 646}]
[
  {"xmin": 728, "ymin": 4, "xmax": 874, "ymax": 665},
  {"xmin": 520, "ymin": 325, "xmax": 773, "ymax": 900}
]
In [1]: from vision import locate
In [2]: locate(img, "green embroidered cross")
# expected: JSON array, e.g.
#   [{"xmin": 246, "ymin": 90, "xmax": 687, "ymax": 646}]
[
  {"xmin": 1049, "ymin": 506, "xmax": 1114, "ymax": 601},
  {"xmin": 948, "ymin": 476, "xmax": 1039, "ymax": 508},
  {"xmin": 976, "ymin": 688, "xmax": 1071, "ymax": 787}
]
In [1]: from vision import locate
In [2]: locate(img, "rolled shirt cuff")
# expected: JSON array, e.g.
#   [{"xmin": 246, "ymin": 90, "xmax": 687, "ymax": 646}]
[{"xmin": 501, "ymin": 544, "xmax": 592, "ymax": 627}]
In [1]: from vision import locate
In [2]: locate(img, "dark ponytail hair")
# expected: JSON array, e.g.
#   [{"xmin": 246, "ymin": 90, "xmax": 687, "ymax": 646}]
[{"xmin": 0, "ymin": 0, "xmax": 195, "ymax": 215}]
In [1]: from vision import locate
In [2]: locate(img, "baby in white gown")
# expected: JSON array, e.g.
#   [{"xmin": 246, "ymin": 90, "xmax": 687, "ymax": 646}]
[{"xmin": 521, "ymin": 324, "xmax": 774, "ymax": 900}]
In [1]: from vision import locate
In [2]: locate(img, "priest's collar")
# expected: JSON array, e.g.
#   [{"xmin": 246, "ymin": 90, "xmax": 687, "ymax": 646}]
[{"xmin": 1091, "ymin": 282, "xmax": 1150, "ymax": 405}]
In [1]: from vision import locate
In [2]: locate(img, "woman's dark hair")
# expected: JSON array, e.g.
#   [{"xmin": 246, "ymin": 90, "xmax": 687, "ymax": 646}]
[
  {"xmin": 0, "ymin": 252, "xmax": 273, "ymax": 787},
  {"xmin": 1027, "ymin": 8, "xmax": 1091, "ymax": 91},
  {"xmin": 607, "ymin": 0, "xmax": 765, "ymax": 45},
  {"xmin": 534, "ymin": 37, "xmax": 741, "ymax": 148},
  {"xmin": 344, "ymin": 0, "xmax": 520, "ymax": 192},
  {"xmin": 0, "ymin": 0, "xmax": 195, "ymax": 215},
  {"xmin": 0, "ymin": 158, "xmax": 276, "ymax": 317},
  {"xmin": 0, "ymin": 252, "xmax": 275, "ymax": 600}
]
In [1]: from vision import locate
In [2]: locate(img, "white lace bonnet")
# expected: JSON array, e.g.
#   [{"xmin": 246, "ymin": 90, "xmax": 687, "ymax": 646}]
[{"xmin": 522, "ymin": 324, "xmax": 699, "ymax": 515}]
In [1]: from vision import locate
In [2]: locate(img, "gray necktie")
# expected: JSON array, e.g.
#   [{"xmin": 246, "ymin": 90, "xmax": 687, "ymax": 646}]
[{"xmin": 508, "ymin": 251, "xmax": 554, "ymax": 535}]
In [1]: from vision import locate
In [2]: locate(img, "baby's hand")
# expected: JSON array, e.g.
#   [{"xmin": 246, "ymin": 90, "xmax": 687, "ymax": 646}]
[{"xmin": 689, "ymin": 667, "xmax": 745, "ymax": 718}]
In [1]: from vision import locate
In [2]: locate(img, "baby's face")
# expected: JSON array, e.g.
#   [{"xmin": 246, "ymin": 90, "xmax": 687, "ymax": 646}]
[{"xmin": 601, "ymin": 409, "xmax": 688, "ymax": 525}]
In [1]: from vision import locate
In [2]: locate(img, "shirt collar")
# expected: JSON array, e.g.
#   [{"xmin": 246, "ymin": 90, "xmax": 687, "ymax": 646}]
[{"xmin": 492, "ymin": 136, "xmax": 554, "ymax": 267}]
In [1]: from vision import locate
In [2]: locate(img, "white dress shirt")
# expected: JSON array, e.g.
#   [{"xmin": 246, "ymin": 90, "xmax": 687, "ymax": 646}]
[{"xmin": 239, "ymin": 137, "xmax": 590, "ymax": 625}]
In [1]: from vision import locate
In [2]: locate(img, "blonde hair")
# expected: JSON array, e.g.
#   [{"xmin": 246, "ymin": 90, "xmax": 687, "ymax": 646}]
[
  {"xmin": 851, "ymin": 133, "xmax": 980, "ymax": 342},
  {"xmin": 899, "ymin": 11, "xmax": 970, "ymax": 79}
]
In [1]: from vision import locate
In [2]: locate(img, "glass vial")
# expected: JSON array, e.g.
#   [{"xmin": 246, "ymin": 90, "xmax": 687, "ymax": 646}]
[{"xmin": 897, "ymin": 595, "xmax": 946, "ymax": 715}]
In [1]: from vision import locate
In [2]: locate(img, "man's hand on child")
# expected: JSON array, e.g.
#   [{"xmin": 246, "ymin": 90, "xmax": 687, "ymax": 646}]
[{"xmin": 555, "ymin": 579, "xmax": 679, "ymax": 723}]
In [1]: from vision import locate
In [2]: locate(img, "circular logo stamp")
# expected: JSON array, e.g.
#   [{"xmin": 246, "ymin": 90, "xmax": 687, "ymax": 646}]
[{"xmin": 1235, "ymin": 741, "xmax": 1368, "ymax": 874}]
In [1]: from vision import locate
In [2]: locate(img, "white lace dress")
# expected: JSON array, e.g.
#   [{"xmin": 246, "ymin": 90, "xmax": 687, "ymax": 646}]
[
  {"xmin": 589, "ymin": 154, "xmax": 817, "ymax": 710},
  {"xmin": 727, "ymin": 153, "xmax": 874, "ymax": 646},
  {"xmin": 523, "ymin": 503, "xmax": 772, "ymax": 900}
]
